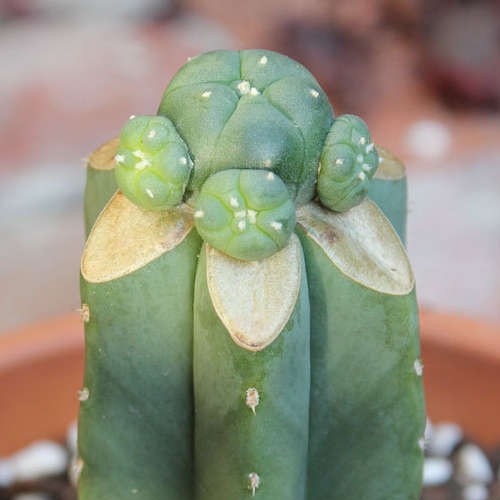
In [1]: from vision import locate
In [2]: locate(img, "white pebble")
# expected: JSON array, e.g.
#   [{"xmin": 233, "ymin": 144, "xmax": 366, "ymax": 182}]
[
  {"xmin": 423, "ymin": 457, "xmax": 453, "ymax": 486},
  {"xmin": 0, "ymin": 461, "xmax": 14, "ymax": 487},
  {"xmin": 0, "ymin": 441, "xmax": 68, "ymax": 487},
  {"xmin": 456, "ymin": 444, "xmax": 493, "ymax": 485},
  {"xmin": 424, "ymin": 418, "xmax": 433, "ymax": 443},
  {"xmin": 462, "ymin": 483, "xmax": 490, "ymax": 500},
  {"xmin": 428, "ymin": 422, "xmax": 463, "ymax": 457},
  {"xmin": 405, "ymin": 119, "xmax": 452, "ymax": 160},
  {"xmin": 66, "ymin": 421, "xmax": 78, "ymax": 456}
]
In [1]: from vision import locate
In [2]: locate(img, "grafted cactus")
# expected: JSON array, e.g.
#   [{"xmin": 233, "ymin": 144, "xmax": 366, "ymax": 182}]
[{"xmin": 78, "ymin": 49, "xmax": 425, "ymax": 500}]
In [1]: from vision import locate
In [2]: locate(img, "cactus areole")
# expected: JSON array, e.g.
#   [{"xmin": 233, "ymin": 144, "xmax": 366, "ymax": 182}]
[{"xmin": 79, "ymin": 49, "xmax": 425, "ymax": 500}]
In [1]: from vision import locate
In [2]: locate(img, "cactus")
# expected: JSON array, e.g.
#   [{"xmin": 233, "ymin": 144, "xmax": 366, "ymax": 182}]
[
  {"xmin": 79, "ymin": 49, "xmax": 425, "ymax": 499},
  {"xmin": 369, "ymin": 145, "xmax": 408, "ymax": 245},
  {"xmin": 83, "ymin": 138, "xmax": 119, "ymax": 236}
]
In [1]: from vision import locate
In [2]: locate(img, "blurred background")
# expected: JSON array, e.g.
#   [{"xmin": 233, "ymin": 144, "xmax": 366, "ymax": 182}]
[
  {"xmin": 0, "ymin": 0, "xmax": 499, "ymax": 333},
  {"xmin": 0, "ymin": 0, "xmax": 499, "ymax": 498}
]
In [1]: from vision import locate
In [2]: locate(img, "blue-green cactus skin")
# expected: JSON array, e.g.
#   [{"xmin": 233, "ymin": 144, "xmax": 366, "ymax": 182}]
[
  {"xmin": 368, "ymin": 145, "xmax": 408, "ymax": 245},
  {"xmin": 158, "ymin": 49, "xmax": 333, "ymax": 204},
  {"xmin": 318, "ymin": 114, "xmax": 379, "ymax": 212},
  {"xmin": 296, "ymin": 209, "xmax": 424, "ymax": 499},
  {"xmin": 84, "ymin": 138, "xmax": 119, "ymax": 236},
  {"xmin": 193, "ymin": 242, "xmax": 310, "ymax": 500},
  {"xmin": 79, "ymin": 218, "xmax": 201, "ymax": 500},
  {"xmin": 79, "ymin": 49, "xmax": 424, "ymax": 500}
]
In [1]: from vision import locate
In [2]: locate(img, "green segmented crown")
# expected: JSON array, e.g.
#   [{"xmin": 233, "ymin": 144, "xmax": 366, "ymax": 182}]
[
  {"xmin": 114, "ymin": 115, "xmax": 193, "ymax": 210},
  {"xmin": 158, "ymin": 49, "xmax": 334, "ymax": 204},
  {"xmin": 318, "ymin": 114, "xmax": 379, "ymax": 212},
  {"xmin": 194, "ymin": 169, "xmax": 295, "ymax": 261}
]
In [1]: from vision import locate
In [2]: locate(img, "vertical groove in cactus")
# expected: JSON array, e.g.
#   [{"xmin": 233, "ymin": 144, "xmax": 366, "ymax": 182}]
[
  {"xmin": 79, "ymin": 48, "xmax": 424, "ymax": 500},
  {"xmin": 369, "ymin": 145, "xmax": 408, "ymax": 245},
  {"xmin": 193, "ymin": 237, "xmax": 310, "ymax": 499}
]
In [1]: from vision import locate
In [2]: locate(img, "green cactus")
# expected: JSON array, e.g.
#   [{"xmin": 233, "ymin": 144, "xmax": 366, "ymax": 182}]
[
  {"xmin": 369, "ymin": 145, "xmax": 408, "ymax": 245},
  {"xmin": 83, "ymin": 137, "xmax": 119, "ymax": 236},
  {"xmin": 114, "ymin": 115, "xmax": 193, "ymax": 210},
  {"xmin": 193, "ymin": 169, "xmax": 296, "ymax": 261},
  {"xmin": 317, "ymin": 114, "xmax": 379, "ymax": 212},
  {"xmin": 79, "ymin": 49, "xmax": 425, "ymax": 500}
]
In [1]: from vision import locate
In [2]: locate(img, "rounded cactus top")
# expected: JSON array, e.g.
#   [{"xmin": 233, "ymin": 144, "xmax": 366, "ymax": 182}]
[{"xmin": 158, "ymin": 49, "xmax": 334, "ymax": 204}]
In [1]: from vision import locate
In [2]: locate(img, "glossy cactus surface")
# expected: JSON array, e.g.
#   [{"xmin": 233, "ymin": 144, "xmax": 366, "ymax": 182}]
[{"xmin": 79, "ymin": 49, "xmax": 425, "ymax": 500}]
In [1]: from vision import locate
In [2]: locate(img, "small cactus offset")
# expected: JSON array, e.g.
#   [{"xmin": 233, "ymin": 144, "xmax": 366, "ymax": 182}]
[{"xmin": 79, "ymin": 49, "xmax": 425, "ymax": 499}]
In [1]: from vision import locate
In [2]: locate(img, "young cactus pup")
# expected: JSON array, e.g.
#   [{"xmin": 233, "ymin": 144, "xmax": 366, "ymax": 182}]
[{"xmin": 79, "ymin": 49, "xmax": 425, "ymax": 499}]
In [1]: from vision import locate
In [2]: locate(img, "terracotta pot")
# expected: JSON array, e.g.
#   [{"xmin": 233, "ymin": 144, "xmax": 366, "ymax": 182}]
[
  {"xmin": 0, "ymin": 313, "xmax": 84, "ymax": 455},
  {"xmin": 1, "ymin": 309, "xmax": 499, "ymax": 456},
  {"xmin": 420, "ymin": 308, "xmax": 500, "ymax": 446}
]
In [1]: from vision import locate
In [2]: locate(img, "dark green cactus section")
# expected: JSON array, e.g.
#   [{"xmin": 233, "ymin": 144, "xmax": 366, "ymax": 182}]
[
  {"xmin": 114, "ymin": 115, "xmax": 193, "ymax": 210},
  {"xmin": 193, "ymin": 243, "xmax": 310, "ymax": 499},
  {"xmin": 194, "ymin": 169, "xmax": 296, "ymax": 261},
  {"xmin": 78, "ymin": 229, "xmax": 201, "ymax": 500},
  {"xmin": 158, "ymin": 49, "xmax": 333, "ymax": 204},
  {"xmin": 318, "ymin": 114, "xmax": 379, "ymax": 212},
  {"xmin": 368, "ymin": 146, "xmax": 408, "ymax": 245}
]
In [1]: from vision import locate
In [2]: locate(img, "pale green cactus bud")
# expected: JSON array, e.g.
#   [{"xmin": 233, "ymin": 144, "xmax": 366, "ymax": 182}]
[
  {"xmin": 193, "ymin": 169, "xmax": 295, "ymax": 261},
  {"xmin": 114, "ymin": 115, "xmax": 193, "ymax": 210},
  {"xmin": 318, "ymin": 114, "xmax": 379, "ymax": 212}
]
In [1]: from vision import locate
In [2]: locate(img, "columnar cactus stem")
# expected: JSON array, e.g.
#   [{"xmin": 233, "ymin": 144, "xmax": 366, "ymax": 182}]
[
  {"xmin": 78, "ymin": 49, "xmax": 424, "ymax": 500},
  {"xmin": 193, "ymin": 236, "xmax": 310, "ymax": 499},
  {"xmin": 83, "ymin": 138, "xmax": 119, "ymax": 236},
  {"xmin": 368, "ymin": 145, "xmax": 408, "ymax": 245},
  {"xmin": 79, "ymin": 193, "xmax": 201, "ymax": 499},
  {"xmin": 297, "ymin": 201, "xmax": 425, "ymax": 499}
]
